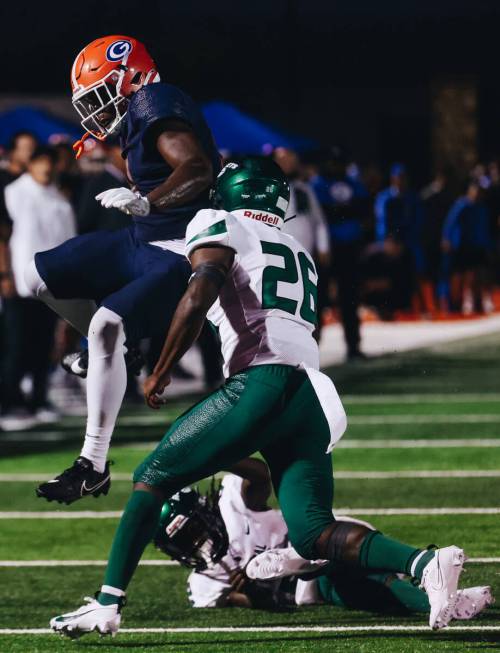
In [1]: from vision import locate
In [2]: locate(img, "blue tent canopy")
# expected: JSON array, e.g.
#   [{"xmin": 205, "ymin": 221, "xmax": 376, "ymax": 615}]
[
  {"xmin": 202, "ymin": 101, "xmax": 314, "ymax": 154},
  {"xmin": 0, "ymin": 102, "xmax": 314, "ymax": 154},
  {"xmin": 0, "ymin": 106, "xmax": 81, "ymax": 147}
]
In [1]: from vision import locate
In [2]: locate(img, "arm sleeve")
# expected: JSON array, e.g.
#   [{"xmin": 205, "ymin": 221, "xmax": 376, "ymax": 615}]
[{"xmin": 185, "ymin": 209, "xmax": 232, "ymax": 258}]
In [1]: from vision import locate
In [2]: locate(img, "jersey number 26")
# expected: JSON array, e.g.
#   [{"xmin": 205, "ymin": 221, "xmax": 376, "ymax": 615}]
[{"xmin": 261, "ymin": 241, "xmax": 318, "ymax": 326}]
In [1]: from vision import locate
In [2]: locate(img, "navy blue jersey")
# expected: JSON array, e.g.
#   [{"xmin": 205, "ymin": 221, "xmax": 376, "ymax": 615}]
[{"xmin": 121, "ymin": 82, "xmax": 221, "ymax": 242}]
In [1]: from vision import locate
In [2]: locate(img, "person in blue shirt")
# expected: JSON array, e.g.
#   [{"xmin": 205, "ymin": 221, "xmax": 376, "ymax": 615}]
[
  {"xmin": 24, "ymin": 36, "xmax": 220, "ymax": 504},
  {"xmin": 374, "ymin": 164, "xmax": 429, "ymax": 313},
  {"xmin": 442, "ymin": 180, "xmax": 492, "ymax": 314},
  {"xmin": 310, "ymin": 146, "xmax": 369, "ymax": 359}
]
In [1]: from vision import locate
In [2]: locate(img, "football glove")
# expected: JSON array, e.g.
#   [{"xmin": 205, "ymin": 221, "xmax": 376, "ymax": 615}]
[{"xmin": 95, "ymin": 187, "xmax": 150, "ymax": 217}]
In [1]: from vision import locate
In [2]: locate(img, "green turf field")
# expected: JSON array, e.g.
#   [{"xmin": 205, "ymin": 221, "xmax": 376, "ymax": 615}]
[{"xmin": 0, "ymin": 332, "xmax": 499, "ymax": 652}]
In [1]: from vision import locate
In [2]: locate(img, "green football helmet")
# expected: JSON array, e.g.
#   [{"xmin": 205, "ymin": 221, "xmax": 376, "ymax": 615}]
[
  {"xmin": 154, "ymin": 486, "xmax": 228, "ymax": 571},
  {"xmin": 213, "ymin": 156, "xmax": 290, "ymax": 229}
]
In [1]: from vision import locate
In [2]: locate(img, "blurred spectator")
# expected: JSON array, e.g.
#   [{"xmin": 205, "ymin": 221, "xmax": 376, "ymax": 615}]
[
  {"xmin": 0, "ymin": 131, "xmax": 38, "ymax": 186},
  {"xmin": 442, "ymin": 180, "xmax": 493, "ymax": 314},
  {"xmin": 360, "ymin": 239, "xmax": 415, "ymax": 320},
  {"xmin": 0, "ymin": 146, "xmax": 76, "ymax": 430},
  {"xmin": 374, "ymin": 164, "xmax": 428, "ymax": 312},
  {"xmin": 77, "ymin": 142, "xmax": 130, "ymax": 233},
  {"xmin": 274, "ymin": 147, "xmax": 331, "ymax": 337},
  {"xmin": 420, "ymin": 169, "xmax": 456, "ymax": 311},
  {"xmin": 53, "ymin": 142, "xmax": 83, "ymax": 209},
  {"xmin": 274, "ymin": 147, "xmax": 330, "ymax": 263},
  {"xmin": 484, "ymin": 160, "xmax": 500, "ymax": 284},
  {"xmin": 311, "ymin": 146, "xmax": 369, "ymax": 359}
]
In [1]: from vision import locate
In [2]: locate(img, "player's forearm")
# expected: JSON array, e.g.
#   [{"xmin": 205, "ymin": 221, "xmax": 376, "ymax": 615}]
[{"xmin": 146, "ymin": 159, "xmax": 212, "ymax": 213}]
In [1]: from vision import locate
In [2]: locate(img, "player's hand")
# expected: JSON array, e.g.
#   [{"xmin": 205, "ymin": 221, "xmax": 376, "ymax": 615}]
[
  {"xmin": 95, "ymin": 187, "xmax": 150, "ymax": 217},
  {"xmin": 143, "ymin": 372, "xmax": 171, "ymax": 409},
  {"xmin": 229, "ymin": 568, "xmax": 247, "ymax": 593}
]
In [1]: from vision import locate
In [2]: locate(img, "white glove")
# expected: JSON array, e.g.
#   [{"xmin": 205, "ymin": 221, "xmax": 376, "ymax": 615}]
[{"xmin": 95, "ymin": 187, "xmax": 150, "ymax": 217}]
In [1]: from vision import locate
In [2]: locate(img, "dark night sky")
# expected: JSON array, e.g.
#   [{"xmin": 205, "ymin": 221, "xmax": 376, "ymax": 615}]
[{"xmin": 2, "ymin": 0, "xmax": 500, "ymax": 173}]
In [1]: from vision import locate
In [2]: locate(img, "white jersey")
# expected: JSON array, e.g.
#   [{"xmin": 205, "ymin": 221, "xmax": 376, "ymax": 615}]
[
  {"xmin": 187, "ymin": 474, "xmax": 288, "ymax": 608},
  {"xmin": 185, "ymin": 209, "xmax": 320, "ymax": 378}
]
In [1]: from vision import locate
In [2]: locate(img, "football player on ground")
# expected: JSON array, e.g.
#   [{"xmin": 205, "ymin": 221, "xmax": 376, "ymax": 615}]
[
  {"xmin": 27, "ymin": 36, "xmax": 220, "ymax": 504},
  {"xmin": 152, "ymin": 458, "xmax": 492, "ymax": 616},
  {"xmin": 51, "ymin": 158, "xmax": 472, "ymax": 637}
]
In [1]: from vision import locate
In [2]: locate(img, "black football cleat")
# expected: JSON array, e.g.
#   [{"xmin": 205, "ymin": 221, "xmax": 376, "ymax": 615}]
[
  {"xmin": 61, "ymin": 347, "xmax": 145, "ymax": 379},
  {"xmin": 36, "ymin": 457, "xmax": 112, "ymax": 505}
]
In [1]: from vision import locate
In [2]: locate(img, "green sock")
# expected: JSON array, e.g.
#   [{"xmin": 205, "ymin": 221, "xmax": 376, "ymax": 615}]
[
  {"xmin": 359, "ymin": 531, "xmax": 425, "ymax": 576},
  {"xmin": 383, "ymin": 575, "xmax": 430, "ymax": 613},
  {"xmin": 97, "ymin": 490, "xmax": 162, "ymax": 605}
]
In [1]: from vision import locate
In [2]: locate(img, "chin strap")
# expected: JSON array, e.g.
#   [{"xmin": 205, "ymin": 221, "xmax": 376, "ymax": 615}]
[{"xmin": 73, "ymin": 132, "xmax": 91, "ymax": 160}]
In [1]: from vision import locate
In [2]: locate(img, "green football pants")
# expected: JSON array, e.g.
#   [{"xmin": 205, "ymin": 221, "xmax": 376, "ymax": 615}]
[{"xmin": 134, "ymin": 364, "xmax": 334, "ymax": 560}]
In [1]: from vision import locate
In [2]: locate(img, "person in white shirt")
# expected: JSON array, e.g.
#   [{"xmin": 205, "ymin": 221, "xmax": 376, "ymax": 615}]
[
  {"xmin": 274, "ymin": 147, "xmax": 331, "ymax": 338},
  {"xmin": 1, "ymin": 146, "xmax": 76, "ymax": 430}
]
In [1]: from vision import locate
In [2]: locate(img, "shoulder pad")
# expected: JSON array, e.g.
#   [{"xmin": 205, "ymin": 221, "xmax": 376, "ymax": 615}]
[
  {"xmin": 185, "ymin": 209, "xmax": 231, "ymax": 258},
  {"xmin": 128, "ymin": 83, "xmax": 193, "ymax": 131}
]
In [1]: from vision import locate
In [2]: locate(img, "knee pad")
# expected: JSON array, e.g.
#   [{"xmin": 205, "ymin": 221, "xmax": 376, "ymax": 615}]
[
  {"xmin": 24, "ymin": 259, "xmax": 48, "ymax": 298},
  {"xmin": 88, "ymin": 308, "xmax": 126, "ymax": 356}
]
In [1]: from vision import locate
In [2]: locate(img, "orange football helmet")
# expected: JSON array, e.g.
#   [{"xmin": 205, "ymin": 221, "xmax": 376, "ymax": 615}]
[{"xmin": 71, "ymin": 35, "xmax": 160, "ymax": 147}]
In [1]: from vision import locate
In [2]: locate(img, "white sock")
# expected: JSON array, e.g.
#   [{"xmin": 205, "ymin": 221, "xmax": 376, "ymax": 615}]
[
  {"xmin": 24, "ymin": 259, "xmax": 97, "ymax": 336},
  {"xmin": 81, "ymin": 307, "xmax": 127, "ymax": 473}
]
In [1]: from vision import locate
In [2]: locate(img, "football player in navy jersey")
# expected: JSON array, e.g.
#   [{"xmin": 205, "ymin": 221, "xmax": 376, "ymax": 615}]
[{"xmin": 26, "ymin": 36, "xmax": 221, "ymax": 504}]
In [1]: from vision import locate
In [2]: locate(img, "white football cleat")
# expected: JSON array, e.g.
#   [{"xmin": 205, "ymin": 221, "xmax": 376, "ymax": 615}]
[
  {"xmin": 246, "ymin": 547, "xmax": 328, "ymax": 580},
  {"xmin": 420, "ymin": 546, "xmax": 466, "ymax": 629},
  {"xmin": 453, "ymin": 586, "xmax": 494, "ymax": 619},
  {"xmin": 50, "ymin": 597, "xmax": 121, "ymax": 639}
]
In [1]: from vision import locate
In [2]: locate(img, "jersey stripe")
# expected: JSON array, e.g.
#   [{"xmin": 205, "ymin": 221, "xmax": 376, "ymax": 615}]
[{"xmin": 187, "ymin": 219, "xmax": 227, "ymax": 245}]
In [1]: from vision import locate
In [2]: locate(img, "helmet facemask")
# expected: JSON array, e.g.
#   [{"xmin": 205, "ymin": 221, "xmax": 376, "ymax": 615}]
[{"xmin": 72, "ymin": 71, "xmax": 129, "ymax": 140}]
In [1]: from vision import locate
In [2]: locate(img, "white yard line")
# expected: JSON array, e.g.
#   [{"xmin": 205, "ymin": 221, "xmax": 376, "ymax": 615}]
[
  {"xmin": 336, "ymin": 470, "xmax": 500, "ymax": 478},
  {"xmin": 0, "ymin": 559, "xmax": 177, "ymax": 567},
  {"xmin": 1, "ymin": 507, "xmax": 499, "ymax": 519},
  {"xmin": 342, "ymin": 393, "xmax": 500, "ymax": 404},
  {"xmin": 338, "ymin": 438, "xmax": 500, "ymax": 448},
  {"xmin": 337, "ymin": 507, "xmax": 500, "ymax": 515},
  {"xmin": 0, "ymin": 557, "xmax": 497, "ymax": 568},
  {"xmin": 2, "ymin": 625, "xmax": 500, "ymax": 635},
  {"xmin": 2, "ymin": 469, "xmax": 500, "ymax": 482},
  {"xmin": 348, "ymin": 415, "xmax": 500, "ymax": 424}
]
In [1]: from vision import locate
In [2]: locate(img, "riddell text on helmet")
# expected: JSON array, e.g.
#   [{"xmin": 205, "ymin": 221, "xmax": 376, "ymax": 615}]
[{"xmin": 243, "ymin": 210, "xmax": 280, "ymax": 225}]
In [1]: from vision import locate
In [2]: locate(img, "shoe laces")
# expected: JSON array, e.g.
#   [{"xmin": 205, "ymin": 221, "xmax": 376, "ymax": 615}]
[{"xmin": 57, "ymin": 458, "xmax": 91, "ymax": 481}]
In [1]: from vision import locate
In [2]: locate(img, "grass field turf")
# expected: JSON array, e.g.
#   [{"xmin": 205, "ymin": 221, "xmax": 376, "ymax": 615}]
[{"xmin": 0, "ymin": 332, "xmax": 499, "ymax": 651}]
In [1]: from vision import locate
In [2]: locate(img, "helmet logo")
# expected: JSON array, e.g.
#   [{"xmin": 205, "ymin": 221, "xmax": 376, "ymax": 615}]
[
  {"xmin": 217, "ymin": 162, "xmax": 238, "ymax": 178},
  {"xmin": 106, "ymin": 40, "xmax": 132, "ymax": 62}
]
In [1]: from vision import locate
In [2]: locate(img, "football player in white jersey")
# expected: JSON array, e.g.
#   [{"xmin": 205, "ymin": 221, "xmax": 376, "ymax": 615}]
[
  {"xmin": 51, "ymin": 158, "xmax": 472, "ymax": 638},
  {"xmin": 153, "ymin": 458, "xmax": 492, "ymax": 617}
]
